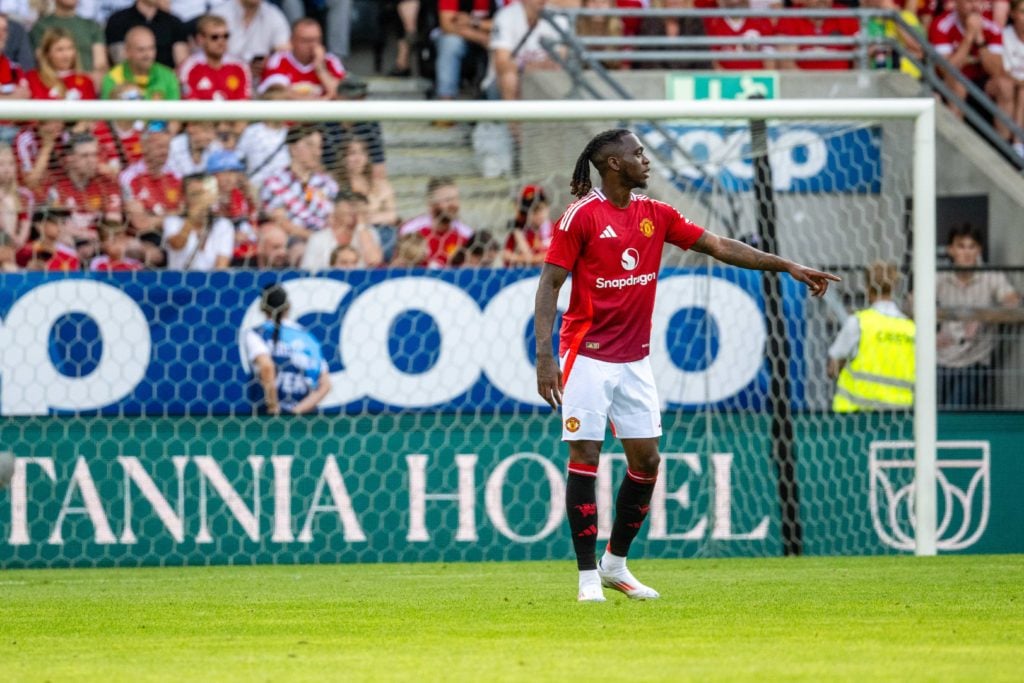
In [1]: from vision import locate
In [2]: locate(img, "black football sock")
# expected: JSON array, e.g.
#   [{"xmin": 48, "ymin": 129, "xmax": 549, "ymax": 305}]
[
  {"xmin": 607, "ymin": 468, "xmax": 657, "ymax": 559},
  {"xmin": 565, "ymin": 462, "xmax": 599, "ymax": 571}
]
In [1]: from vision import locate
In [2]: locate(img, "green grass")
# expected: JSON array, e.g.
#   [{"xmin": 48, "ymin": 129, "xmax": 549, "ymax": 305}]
[{"xmin": 1, "ymin": 556, "xmax": 1022, "ymax": 682}]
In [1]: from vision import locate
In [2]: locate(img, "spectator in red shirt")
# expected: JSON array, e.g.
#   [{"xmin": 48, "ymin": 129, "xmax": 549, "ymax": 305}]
[
  {"xmin": 106, "ymin": 84, "xmax": 146, "ymax": 168},
  {"xmin": 777, "ymin": 0, "xmax": 860, "ymax": 70},
  {"xmin": 434, "ymin": 0, "xmax": 495, "ymax": 100},
  {"xmin": 0, "ymin": 15, "xmax": 29, "ymax": 106},
  {"xmin": 635, "ymin": 0, "xmax": 710, "ymax": 71},
  {"xmin": 90, "ymin": 220, "xmax": 145, "ymax": 271},
  {"xmin": 398, "ymin": 176, "xmax": 475, "ymax": 268},
  {"xmin": 704, "ymin": 0, "xmax": 777, "ymax": 70},
  {"xmin": 929, "ymin": 0, "xmax": 1015, "ymax": 139},
  {"xmin": 16, "ymin": 205, "xmax": 80, "ymax": 271},
  {"xmin": 24, "ymin": 28, "xmax": 97, "ymax": 100},
  {"xmin": 259, "ymin": 18, "xmax": 345, "ymax": 99},
  {"xmin": 120, "ymin": 123, "xmax": 182, "ymax": 237},
  {"xmin": 16, "ymin": 119, "xmax": 67, "ymax": 196},
  {"xmin": 44, "ymin": 132, "xmax": 122, "ymax": 257},
  {"xmin": 179, "ymin": 14, "xmax": 252, "ymax": 101}
]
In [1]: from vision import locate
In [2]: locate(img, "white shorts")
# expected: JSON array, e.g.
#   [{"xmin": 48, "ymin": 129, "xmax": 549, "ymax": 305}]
[{"xmin": 560, "ymin": 353, "xmax": 662, "ymax": 441}]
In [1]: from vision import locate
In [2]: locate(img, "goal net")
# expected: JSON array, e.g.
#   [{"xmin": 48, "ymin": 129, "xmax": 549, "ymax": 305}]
[{"xmin": 0, "ymin": 98, "xmax": 938, "ymax": 568}]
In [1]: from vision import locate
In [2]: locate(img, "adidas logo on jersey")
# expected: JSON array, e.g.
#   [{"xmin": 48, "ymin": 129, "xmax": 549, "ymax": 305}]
[{"xmin": 600, "ymin": 225, "xmax": 618, "ymax": 239}]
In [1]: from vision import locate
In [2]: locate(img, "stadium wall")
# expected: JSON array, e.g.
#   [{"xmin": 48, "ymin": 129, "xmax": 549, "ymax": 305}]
[{"xmin": 0, "ymin": 412, "xmax": 1019, "ymax": 568}]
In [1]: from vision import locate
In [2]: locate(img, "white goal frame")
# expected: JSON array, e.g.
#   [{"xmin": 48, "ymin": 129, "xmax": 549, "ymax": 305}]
[{"xmin": 1, "ymin": 97, "xmax": 938, "ymax": 556}]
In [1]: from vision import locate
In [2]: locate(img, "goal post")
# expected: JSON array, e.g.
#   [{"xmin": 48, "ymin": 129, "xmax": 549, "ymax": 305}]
[{"xmin": 0, "ymin": 97, "xmax": 938, "ymax": 565}]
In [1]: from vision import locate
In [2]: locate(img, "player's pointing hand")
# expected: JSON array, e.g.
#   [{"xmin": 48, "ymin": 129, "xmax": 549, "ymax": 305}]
[{"xmin": 788, "ymin": 264, "xmax": 841, "ymax": 298}]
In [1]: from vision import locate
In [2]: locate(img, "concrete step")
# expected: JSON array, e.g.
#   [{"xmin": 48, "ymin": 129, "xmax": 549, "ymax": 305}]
[
  {"xmin": 382, "ymin": 122, "xmax": 470, "ymax": 148},
  {"xmin": 366, "ymin": 76, "xmax": 431, "ymax": 100},
  {"xmin": 385, "ymin": 145, "xmax": 478, "ymax": 177}
]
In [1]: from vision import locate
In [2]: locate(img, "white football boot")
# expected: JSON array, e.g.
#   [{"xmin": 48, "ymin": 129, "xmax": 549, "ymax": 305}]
[
  {"xmin": 598, "ymin": 554, "xmax": 660, "ymax": 600},
  {"xmin": 577, "ymin": 569, "xmax": 606, "ymax": 602}
]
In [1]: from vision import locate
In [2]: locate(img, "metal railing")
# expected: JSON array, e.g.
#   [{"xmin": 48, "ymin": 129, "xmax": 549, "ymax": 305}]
[{"xmin": 542, "ymin": 6, "xmax": 1024, "ymax": 172}]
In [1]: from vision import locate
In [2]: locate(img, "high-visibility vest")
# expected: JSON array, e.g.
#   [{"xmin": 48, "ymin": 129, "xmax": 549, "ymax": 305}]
[{"xmin": 833, "ymin": 308, "xmax": 916, "ymax": 413}]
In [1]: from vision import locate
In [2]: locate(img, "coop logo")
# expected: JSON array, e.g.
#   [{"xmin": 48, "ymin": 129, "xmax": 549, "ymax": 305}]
[
  {"xmin": 596, "ymin": 272, "xmax": 657, "ymax": 290},
  {"xmin": 0, "ymin": 272, "xmax": 771, "ymax": 413},
  {"xmin": 869, "ymin": 440, "xmax": 990, "ymax": 552}
]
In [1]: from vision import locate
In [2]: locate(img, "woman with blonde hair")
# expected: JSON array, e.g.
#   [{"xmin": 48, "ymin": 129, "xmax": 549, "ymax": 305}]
[
  {"xmin": 24, "ymin": 27, "xmax": 98, "ymax": 100},
  {"xmin": 0, "ymin": 142, "xmax": 32, "ymax": 248}
]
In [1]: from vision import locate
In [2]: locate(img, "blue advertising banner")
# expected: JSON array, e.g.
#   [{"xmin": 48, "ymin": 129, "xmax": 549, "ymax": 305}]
[
  {"xmin": 0, "ymin": 268, "xmax": 807, "ymax": 416},
  {"xmin": 638, "ymin": 123, "xmax": 883, "ymax": 193}
]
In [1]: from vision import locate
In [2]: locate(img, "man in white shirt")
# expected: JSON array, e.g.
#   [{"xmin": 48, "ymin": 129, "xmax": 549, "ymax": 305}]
[
  {"xmin": 483, "ymin": 0, "xmax": 569, "ymax": 100},
  {"xmin": 163, "ymin": 173, "xmax": 234, "ymax": 270},
  {"xmin": 210, "ymin": 0, "xmax": 290, "ymax": 63}
]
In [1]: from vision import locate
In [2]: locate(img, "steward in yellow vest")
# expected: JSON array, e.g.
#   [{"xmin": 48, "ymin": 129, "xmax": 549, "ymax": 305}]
[{"xmin": 828, "ymin": 262, "xmax": 915, "ymax": 412}]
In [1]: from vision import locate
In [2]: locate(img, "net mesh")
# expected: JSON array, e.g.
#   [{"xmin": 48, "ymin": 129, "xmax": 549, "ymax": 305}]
[{"xmin": 0, "ymin": 106, "xmax": 929, "ymax": 568}]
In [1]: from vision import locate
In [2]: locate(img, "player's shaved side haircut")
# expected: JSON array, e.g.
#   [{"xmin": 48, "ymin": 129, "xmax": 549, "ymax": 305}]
[{"xmin": 569, "ymin": 128, "xmax": 633, "ymax": 198}]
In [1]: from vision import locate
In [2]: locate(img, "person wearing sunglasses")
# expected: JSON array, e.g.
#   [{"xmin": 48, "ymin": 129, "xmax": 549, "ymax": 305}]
[{"xmin": 179, "ymin": 13, "xmax": 252, "ymax": 100}]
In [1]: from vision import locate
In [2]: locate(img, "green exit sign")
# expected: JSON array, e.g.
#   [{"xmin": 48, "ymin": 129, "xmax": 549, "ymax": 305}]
[{"xmin": 667, "ymin": 73, "xmax": 779, "ymax": 101}]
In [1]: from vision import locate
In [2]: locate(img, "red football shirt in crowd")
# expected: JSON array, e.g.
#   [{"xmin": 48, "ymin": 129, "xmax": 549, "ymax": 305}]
[
  {"xmin": 928, "ymin": 10, "xmax": 1004, "ymax": 81},
  {"xmin": 120, "ymin": 160, "xmax": 183, "ymax": 219},
  {"xmin": 23, "ymin": 71, "xmax": 97, "ymax": 100},
  {"xmin": 44, "ymin": 174, "xmax": 122, "ymax": 235},
  {"xmin": 545, "ymin": 189, "xmax": 704, "ymax": 364},
  {"xmin": 703, "ymin": 16, "xmax": 776, "ymax": 70},
  {"xmin": 776, "ymin": 10, "xmax": 860, "ymax": 70},
  {"xmin": 179, "ymin": 53, "xmax": 252, "ymax": 100},
  {"xmin": 398, "ymin": 213, "xmax": 475, "ymax": 267},
  {"xmin": 259, "ymin": 51, "xmax": 345, "ymax": 98},
  {"xmin": 15, "ymin": 241, "xmax": 79, "ymax": 270}
]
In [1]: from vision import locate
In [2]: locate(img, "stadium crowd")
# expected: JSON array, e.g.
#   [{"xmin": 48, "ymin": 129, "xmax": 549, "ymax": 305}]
[{"xmin": 0, "ymin": 0, "xmax": 1022, "ymax": 273}]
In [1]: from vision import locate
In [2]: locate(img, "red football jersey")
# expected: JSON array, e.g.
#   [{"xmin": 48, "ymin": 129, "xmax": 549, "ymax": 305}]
[
  {"xmin": 23, "ymin": 70, "xmax": 97, "ymax": 100},
  {"xmin": 776, "ymin": 12, "xmax": 860, "ymax": 70},
  {"xmin": 545, "ymin": 189, "xmax": 704, "ymax": 364},
  {"xmin": 928, "ymin": 11, "xmax": 1004, "ymax": 81},
  {"xmin": 179, "ymin": 53, "xmax": 252, "ymax": 100},
  {"xmin": 703, "ymin": 16, "xmax": 776, "ymax": 70},
  {"xmin": 120, "ymin": 161, "xmax": 182, "ymax": 217},
  {"xmin": 398, "ymin": 213, "xmax": 474, "ymax": 267},
  {"xmin": 44, "ymin": 174, "xmax": 122, "ymax": 234},
  {"xmin": 259, "ymin": 51, "xmax": 345, "ymax": 98}
]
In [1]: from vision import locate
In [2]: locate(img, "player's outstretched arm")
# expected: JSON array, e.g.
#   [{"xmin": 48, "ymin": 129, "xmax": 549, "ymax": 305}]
[
  {"xmin": 534, "ymin": 263, "xmax": 569, "ymax": 409},
  {"xmin": 690, "ymin": 231, "xmax": 841, "ymax": 298}
]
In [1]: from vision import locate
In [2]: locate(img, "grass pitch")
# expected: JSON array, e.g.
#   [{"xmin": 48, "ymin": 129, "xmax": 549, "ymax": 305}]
[{"xmin": 1, "ymin": 555, "xmax": 1021, "ymax": 682}]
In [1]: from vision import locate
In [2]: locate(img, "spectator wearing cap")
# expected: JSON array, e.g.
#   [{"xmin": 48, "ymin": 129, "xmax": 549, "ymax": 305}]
[
  {"xmin": 163, "ymin": 173, "xmax": 234, "ymax": 270},
  {"xmin": 503, "ymin": 183, "xmax": 552, "ymax": 267},
  {"xmin": 301, "ymin": 192, "xmax": 381, "ymax": 271},
  {"xmin": 120, "ymin": 123, "xmax": 182, "ymax": 236},
  {"xmin": 206, "ymin": 148, "xmax": 259, "ymax": 258},
  {"xmin": 44, "ymin": 132, "xmax": 123, "ymax": 249},
  {"xmin": 209, "ymin": 0, "xmax": 290, "ymax": 64},
  {"xmin": 29, "ymin": 0, "xmax": 109, "ymax": 83},
  {"xmin": 260, "ymin": 124, "xmax": 338, "ymax": 240},
  {"xmin": 258, "ymin": 18, "xmax": 345, "ymax": 100},
  {"xmin": 106, "ymin": 0, "xmax": 189, "ymax": 69},
  {"xmin": 168, "ymin": 120, "xmax": 223, "ymax": 178},
  {"xmin": 398, "ymin": 176, "xmax": 474, "ymax": 268},
  {"xmin": 179, "ymin": 13, "xmax": 253, "ymax": 101},
  {"xmin": 16, "ymin": 205, "xmax": 80, "ymax": 271},
  {"xmin": 101, "ymin": 26, "xmax": 181, "ymax": 100},
  {"xmin": 90, "ymin": 219, "xmax": 145, "ymax": 271}
]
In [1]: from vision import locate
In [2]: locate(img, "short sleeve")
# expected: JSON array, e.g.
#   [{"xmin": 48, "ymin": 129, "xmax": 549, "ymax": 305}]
[
  {"xmin": 245, "ymin": 328, "xmax": 269, "ymax": 363},
  {"xmin": 661, "ymin": 202, "xmax": 704, "ymax": 250},
  {"xmin": 544, "ymin": 206, "xmax": 587, "ymax": 271}
]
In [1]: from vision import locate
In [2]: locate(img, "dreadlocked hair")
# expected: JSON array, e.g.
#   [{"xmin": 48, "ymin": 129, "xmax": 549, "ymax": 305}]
[
  {"xmin": 569, "ymin": 128, "xmax": 633, "ymax": 198},
  {"xmin": 261, "ymin": 284, "xmax": 289, "ymax": 349}
]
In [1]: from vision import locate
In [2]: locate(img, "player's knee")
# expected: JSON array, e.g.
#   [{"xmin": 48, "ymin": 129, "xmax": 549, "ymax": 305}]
[
  {"xmin": 633, "ymin": 451, "xmax": 660, "ymax": 476},
  {"xmin": 568, "ymin": 441, "xmax": 601, "ymax": 467}
]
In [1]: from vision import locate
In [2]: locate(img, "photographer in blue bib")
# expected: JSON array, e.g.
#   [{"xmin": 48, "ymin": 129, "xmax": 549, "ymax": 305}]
[
  {"xmin": 244, "ymin": 284, "xmax": 332, "ymax": 415},
  {"xmin": 828, "ymin": 261, "xmax": 916, "ymax": 412}
]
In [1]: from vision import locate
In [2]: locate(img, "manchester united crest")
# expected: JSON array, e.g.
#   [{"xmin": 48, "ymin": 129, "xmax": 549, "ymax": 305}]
[
  {"xmin": 565, "ymin": 416, "xmax": 581, "ymax": 433},
  {"xmin": 639, "ymin": 218, "xmax": 654, "ymax": 238}
]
